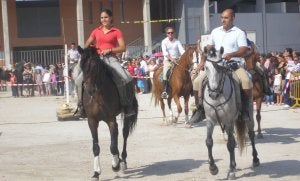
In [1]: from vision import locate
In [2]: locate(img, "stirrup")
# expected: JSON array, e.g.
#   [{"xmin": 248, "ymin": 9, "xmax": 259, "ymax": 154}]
[{"xmin": 161, "ymin": 92, "xmax": 168, "ymax": 99}]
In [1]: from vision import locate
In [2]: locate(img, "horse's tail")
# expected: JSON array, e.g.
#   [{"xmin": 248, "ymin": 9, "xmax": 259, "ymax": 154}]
[
  {"xmin": 124, "ymin": 96, "xmax": 138, "ymax": 134},
  {"xmin": 151, "ymin": 69, "xmax": 160, "ymax": 106},
  {"xmin": 235, "ymin": 119, "xmax": 247, "ymax": 155}
]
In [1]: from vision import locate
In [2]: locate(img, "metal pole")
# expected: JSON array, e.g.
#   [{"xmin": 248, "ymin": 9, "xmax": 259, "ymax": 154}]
[
  {"xmin": 1, "ymin": 0, "xmax": 11, "ymax": 68},
  {"xmin": 64, "ymin": 44, "xmax": 69, "ymax": 104},
  {"xmin": 77, "ymin": 0, "xmax": 85, "ymax": 47},
  {"xmin": 203, "ymin": 0, "xmax": 210, "ymax": 34},
  {"xmin": 143, "ymin": 0, "xmax": 152, "ymax": 55}
]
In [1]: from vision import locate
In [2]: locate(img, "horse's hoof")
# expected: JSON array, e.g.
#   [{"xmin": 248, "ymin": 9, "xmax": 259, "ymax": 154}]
[
  {"xmin": 227, "ymin": 171, "xmax": 236, "ymax": 180},
  {"xmin": 120, "ymin": 161, "xmax": 127, "ymax": 171},
  {"xmin": 257, "ymin": 133, "xmax": 263, "ymax": 139},
  {"xmin": 185, "ymin": 122, "xmax": 192, "ymax": 128},
  {"xmin": 209, "ymin": 164, "xmax": 219, "ymax": 175},
  {"xmin": 112, "ymin": 160, "xmax": 120, "ymax": 172},
  {"xmin": 253, "ymin": 158, "xmax": 260, "ymax": 167},
  {"xmin": 91, "ymin": 172, "xmax": 100, "ymax": 181}
]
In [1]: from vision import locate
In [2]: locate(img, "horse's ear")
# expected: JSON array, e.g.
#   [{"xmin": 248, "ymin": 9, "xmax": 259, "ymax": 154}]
[
  {"xmin": 78, "ymin": 46, "xmax": 84, "ymax": 54},
  {"xmin": 204, "ymin": 46, "xmax": 208, "ymax": 54},
  {"xmin": 220, "ymin": 47, "xmax": 224, "ymax": 54}
]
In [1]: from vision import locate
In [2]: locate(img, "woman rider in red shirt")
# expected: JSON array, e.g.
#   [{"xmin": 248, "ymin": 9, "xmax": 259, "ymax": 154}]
[{"xmin": 83, "ymin": 9, "xmax": 135, "ymax": 117}]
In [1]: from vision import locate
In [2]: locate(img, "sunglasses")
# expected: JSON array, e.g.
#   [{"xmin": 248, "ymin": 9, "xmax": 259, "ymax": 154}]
[{"xmin": 167, "ymin": 32, "xmax": 174, "ymax": 34}]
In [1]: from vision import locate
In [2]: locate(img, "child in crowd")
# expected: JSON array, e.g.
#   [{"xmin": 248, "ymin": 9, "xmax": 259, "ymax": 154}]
[
  {"xmin": 273, "ymin": 68, "xmax": 283, "ymax": 105},
  {"xmin": 9, "ymin": 71, "xmax": 18, "ymax": 97},
  {"xmin": 35, "ymin": 69, "xmax": 43, "ymax": 96},
  {"xmin": 135, "ymin": 62, "xmax": 145, "ymax": 94}
]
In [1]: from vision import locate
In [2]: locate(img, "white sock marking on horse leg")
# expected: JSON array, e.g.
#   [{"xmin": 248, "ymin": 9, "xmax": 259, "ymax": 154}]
[
  {"xmin": 185, "ymin": 115, "xmax": 189, "ymax": 124},
  {"xmin": 93, "ymin": 156, "xmax": 101, "ymax": 174},
  {"xmin": 112, "ymin": 154, "xmax": 119, "ymax": 168}
]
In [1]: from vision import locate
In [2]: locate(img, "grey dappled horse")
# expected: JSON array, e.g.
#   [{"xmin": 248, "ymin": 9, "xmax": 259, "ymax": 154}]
[
  {"xmin": 72, "ymin": 62, "xmax": 83, "ymax": 107},
  {"xmin": 203, "ymin": 47, "xmax": 260, "ymax": 179}
]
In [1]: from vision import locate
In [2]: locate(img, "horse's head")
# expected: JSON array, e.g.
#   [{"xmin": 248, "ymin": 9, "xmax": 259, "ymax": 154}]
[
  {"xmin": 179, "ymin": 46, "xmax": 198, "ymax": 72},
  {"xmin": 77, "ymin": 46, "xmax": 112, "ymax": 88},
  {"xmin": 78, "ymin": 46, "xmax": 99, "ymax": 71},
  {"xmin": 204, "ymin": 47, "xmax": 225, "ymax": 99}
]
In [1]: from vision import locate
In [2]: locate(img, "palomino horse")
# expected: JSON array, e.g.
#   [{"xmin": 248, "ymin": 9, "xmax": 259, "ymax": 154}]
[
  {"xmin": 203, "ymin": 47, "xmax": 260, "ymax": 179},
  {"xmin": 152, "ymin": 46, "xmax": 196, "ymax": 125},
  {"xmin": 77, "ymin": 46, "xmax": 138, "ymax": 180},
  {"xmin": 244, "ymin": 47, "xmax": 265, "ymax": 138}
]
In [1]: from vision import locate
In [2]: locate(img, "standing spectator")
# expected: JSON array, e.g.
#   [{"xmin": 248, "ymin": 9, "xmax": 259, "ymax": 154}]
[
  {"xmin": 67, "ymin": 43, "xmax": 80, "ymax": 65},
  {"xmin": 42, "ymin": 68, "xmax": 51, "ymax": 96},
  {"xmin": 23, "ymin": 64, "xmax": 34, "ymax": 97},
  {"xmin": 273, "ymin": 68, "xmax": 283, "ymax": 105},
  {"xmin": 51, "ymin": 70, "xmax": 58, "ymax": 96},
  {"xmin": 67, "ymin": 43, "xmax": 80, "ymax": 94},
  {"xmin": 35, "ymin": 69, "xmax": 43, "ymax": 96},
  {"xmin": 135, "ymin": 62, "xmax": 145, "ymax": 94},
  {"xmin": 140, "ymin": 55, "xmax": 149, "ymax": 93},
  {"xmin": 10, "ymin": 71, "xmax": 18, "ymax": 97},
  {"xmin": 126, "ymin": 58, "xmax": 137, "ymax": 92},
  {"xmin": 282, "ymin": 48, "xmax": 295, "ymax": 108},
  {"xmin": 148, "ymin": 58, "xmax": 158, "ymax": 84},
  {"xmin": 56, "ymin": 63, "xmax": 64, "ymax": 96}
]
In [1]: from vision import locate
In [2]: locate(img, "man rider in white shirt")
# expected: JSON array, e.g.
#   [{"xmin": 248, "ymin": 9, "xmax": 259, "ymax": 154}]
[{"xmin": 161, "ymin": 27, "xmax": 185, "ymax": 99}]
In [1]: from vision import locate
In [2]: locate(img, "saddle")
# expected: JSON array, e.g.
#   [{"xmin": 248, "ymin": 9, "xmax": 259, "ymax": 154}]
[
  {"xmin": 201, "ymin": 69, "xmax": 242, "ymax": 113},
  {"xmin": 158, "ymin": 64, "xmax": 175, "ymax": 82}
]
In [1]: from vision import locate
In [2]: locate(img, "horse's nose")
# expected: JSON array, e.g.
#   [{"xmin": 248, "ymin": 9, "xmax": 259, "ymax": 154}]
[{"xmin": 209, "ymin": 92, "xmax": 219, "ymax": 100}]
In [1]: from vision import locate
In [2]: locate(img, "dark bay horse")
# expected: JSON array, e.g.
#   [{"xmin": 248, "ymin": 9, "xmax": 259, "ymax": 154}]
[
  {"xmin": 152, "ymin": 46, "xmax": 196, "ymax": 125},
  {"xmin": 244, "ymin": 47, "xmax": 265, "ymax": 138},
  {"xmin": 203, "ymin": 47, "xmax": 260, "ymax": 179},
  {"xmin": 77, "ymin": 46, "xmax": 138, "ymax": 180}
]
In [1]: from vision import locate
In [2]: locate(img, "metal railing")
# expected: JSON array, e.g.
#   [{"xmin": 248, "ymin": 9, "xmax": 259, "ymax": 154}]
[
  {"xmin": 290, "ymin": 72, "xmax": 300, "ymax": 108},
  {"xmin": 13, "ymin": 49, "xmax": 64, "ymax": 65}
]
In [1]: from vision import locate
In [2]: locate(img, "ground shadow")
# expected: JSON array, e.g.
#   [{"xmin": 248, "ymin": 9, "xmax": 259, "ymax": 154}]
[
  {"xmin": 104, "ymin": 159, "xmax": 205, "ymax": 180},
  {"xmin": 236, "ymin": 160, "xmax": 300, "ymax": 180},
  {"xmin": 256, "ymin": 127, "xmax": 300, "ymax": 145}
]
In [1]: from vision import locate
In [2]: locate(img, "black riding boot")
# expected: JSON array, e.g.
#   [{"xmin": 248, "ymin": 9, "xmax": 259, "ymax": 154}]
[
  {"xmin": 262, "ymin": 74, "xmax": 271, "ymax": 95},
  {"xmin": 161, "ymin": 80, "xmax": 169, "ymax": 99},
  {"xmin": 189, "ymin": 91, "xmax": 205, "ymax": 123},
  {"xmin": 78, "ymin": 101, "xmax": 87, "ymax": 118},
  {"xmin": 241, "ymin": 89, "xmax": 252, "ymax": 122}
]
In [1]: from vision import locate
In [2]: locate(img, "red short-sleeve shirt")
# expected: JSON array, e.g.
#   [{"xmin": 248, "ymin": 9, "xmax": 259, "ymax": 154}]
[{"xmin": 90, "ymin": 26, "xmax": 123, "ymax": 54}]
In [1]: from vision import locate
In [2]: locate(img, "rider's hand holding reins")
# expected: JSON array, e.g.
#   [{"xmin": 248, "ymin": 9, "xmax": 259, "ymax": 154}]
[{"xmin": 102, "ymin": 48, "xmax": 112, "ymax": 55}]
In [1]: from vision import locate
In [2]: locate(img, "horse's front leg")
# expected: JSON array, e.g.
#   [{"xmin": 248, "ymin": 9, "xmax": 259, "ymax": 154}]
[
  {"xmin": 88, "ymin": 119, "xmax": 101, "ymax": 180},
  {"xmin": 172, "ymin": 95, "xmax": 182, "ymax": 124},
  {"xmin": 167, "ymin": 98, "xmax": 174, "ymax": 124},
  {"xmin": 159, "ymin": 98, "xmax": 168, "ymax": 125},
  {"xmin": 107, "ymin": 119, "xmax": 121, "ymax": 172},
  {"xmin": 206, "ymin": 120, "xmax": 218, "ymax": 175},
  {"xmin": 183, "ymin": 96, "xmax": 190, "ymax": 125},
  {"xmin": 226, "ymin": 128, "xmax": 237, "ymax": 180}
]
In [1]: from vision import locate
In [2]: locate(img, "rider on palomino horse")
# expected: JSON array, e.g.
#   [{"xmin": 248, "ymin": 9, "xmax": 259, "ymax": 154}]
[{"xmin": 161, "ymin": 27, "xmax": 185, "ymax": 99}]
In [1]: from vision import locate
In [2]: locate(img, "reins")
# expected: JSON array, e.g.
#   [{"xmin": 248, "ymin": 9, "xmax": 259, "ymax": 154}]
[{"xmin": 204, "ymin": 57, "xmax": 236, "ymax": 133}]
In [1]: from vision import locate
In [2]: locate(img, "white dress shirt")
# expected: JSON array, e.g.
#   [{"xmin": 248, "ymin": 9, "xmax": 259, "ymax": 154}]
[
  {"xmin": 161, "ymin": 37, "xmax": 185, "ymax": 60},
  {"xmin": 208, "ymin": 26, "xmax": 247, "ymax": 62}
]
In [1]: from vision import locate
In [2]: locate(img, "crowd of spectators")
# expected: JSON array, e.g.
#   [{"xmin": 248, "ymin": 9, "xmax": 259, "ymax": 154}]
[
  {"xmin": 258, "ymin": 48, "xmax": 300, "ymax": 108},
  {"xmin": 1, "ymin": 47, "xmax": 299, "ymax": 110}
]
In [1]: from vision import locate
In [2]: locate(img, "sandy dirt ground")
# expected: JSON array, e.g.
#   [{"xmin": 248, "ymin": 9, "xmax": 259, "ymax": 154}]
[{"xmin": 0, "ymin": 91, "xmax": 300, "ymax": 181}]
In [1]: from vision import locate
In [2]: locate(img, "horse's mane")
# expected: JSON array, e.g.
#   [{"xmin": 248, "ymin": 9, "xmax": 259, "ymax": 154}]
[{"xmin": 79, "ymin": 46, "xmax": 113, "ymax": 89}]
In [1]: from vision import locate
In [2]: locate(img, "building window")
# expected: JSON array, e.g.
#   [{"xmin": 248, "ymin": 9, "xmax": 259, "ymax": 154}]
[
  {"xmin": 120, "ymin": 0, "xmax": 125, "ymax": 22},
  {"xmin": 109, "ymin": 0, "xmax": 113, "ymax": 11},
  {"xmin": 98, "ymin": 0, "xmax": 103, "ymax": 12},
  {"xmin": 16, "ymin": 0, "xmax": 61, "ymax": 38},
  {"xmin": 89, "ymin": 0, "xmax": 93, "ymax": 24}
]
